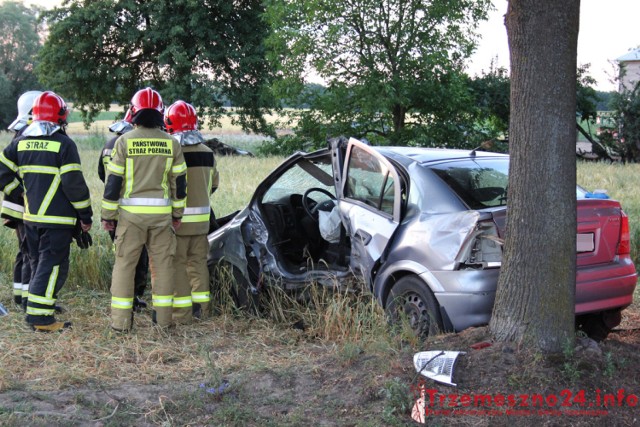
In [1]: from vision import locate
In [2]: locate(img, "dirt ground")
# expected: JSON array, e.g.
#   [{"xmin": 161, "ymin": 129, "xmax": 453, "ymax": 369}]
[{"xmin": 0, "ymin": 298, "xmax": 638, "ymax": 426}]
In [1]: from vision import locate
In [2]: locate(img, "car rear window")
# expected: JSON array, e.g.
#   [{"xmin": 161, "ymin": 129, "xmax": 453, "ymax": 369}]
[{"xmin": 429, "ymin": 158, "xmax": 509, "ymax": 209}]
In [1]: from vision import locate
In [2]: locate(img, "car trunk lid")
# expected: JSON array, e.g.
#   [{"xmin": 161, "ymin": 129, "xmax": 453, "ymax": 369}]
[{"xmin": 488, "ymin": 199, "xmax": 625, "ymax": 266}]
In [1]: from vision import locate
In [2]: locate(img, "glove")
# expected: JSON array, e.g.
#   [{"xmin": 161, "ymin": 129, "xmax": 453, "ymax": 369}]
[
  {"xmin": 2, "ymin": 218, "xmax": 19, "ymax": 229},
  {"xmin": 75, "ymin": 231, "xmax": 93, "ymax": 249},
  {"xmin": 73, "ymin": 220, "xmax": 93, "ymax": 249}
]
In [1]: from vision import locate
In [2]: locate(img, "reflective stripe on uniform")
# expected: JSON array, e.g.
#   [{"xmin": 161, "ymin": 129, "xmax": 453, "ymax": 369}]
[
  {"xmin": 26, "ymin": 306, "xmax": 55, "ymax": 316},
  {"xmin": 38, "ymin": 175, "xmax": 61, "ymax": 216},
  {"xmin": 172, "ymin": 199, "xmax": 186, "ymax": 209},
  {"xmin": 173, "ymin": 296, "xmax": 192, "ymax": 308},
  {"xmin": 28, "ymin": 293, "xmax": 56, "ymax": 306},
  {"xmin": 161, "ymin": 158, "xmax": 171, "ymax": 198},
  {"xmin": 2, "ymin": 200, "xmax": 24, "ymax": 213},
  {"xmin": 152, "ymin": 294, "xmax": 173, "ymax": 307},
  {"xmin": 111, "ymin": 296, "xmax": 134, "ymax": 310},
  {"xmin": 120, "ymin": 198, "xmax": 171, "ymax": 206},
  {"xmin": 182, "ymin": 206, "xmax": 210, "ymax": 223},
  {"xmin": 0, "ymin": 152, "xmax": 18, "ymax": 172},
  {"xmin": 72, "ymin": 199, "xmax": 91, "ymax": 209},
  {"xmin": 13, "ymin": 283, "xmax": 22, "ymax": 296},
  {"xmin": 182, "ymin": 214, "xmax": 210, "ymax": 223},
  {"xmin": 4, "ymin": 178, "xmax": 20, "ymax": 194},
  {"xmin": 1, "ymin": 200, "xmax": 24, "ymax": 219},
  {"xmin": 183, "ymin": 206, "xmax": 210, "ymax": 215},
  {"xmin": 107, "ymin": 162, "xmax": 125, "ymax": 175},
  {"xmin": 124, "ymin": 158, "xmax": 134, "ymax": 198},
  {"xmin": 172, "ymin": 161, "xmax": 187, "ymax": 174},
  {"xmin": 23, "ymin": 213, "xmax": 76, "ymax": 225},
  {"xmin": 46, "ymin": 265, "xmax": 59, "ymax": 299},
  {"xmin": 118, "ymin": 198, "xmax": 172, "ymax": 214},
  {"xmin": 19, "ymin": 165, "xmax": 59, "ymax": 175},
  {"xmin": 121, "ymin": 205, "xmax": 172, "ymax": 214},
  {"xmin": 60, "ymin": 163, "xmax": 82, "ymax": 174},
  {"xmin": 192, "ymin": 291, "xmax": 210, "ymax": 303},
  {"xmin": 22, "ymin": 283, "xmax": 29, "ymax": 298},
  {"xmin": 102, "ymin": 200, "xmax": 119, "ymax": 211}
]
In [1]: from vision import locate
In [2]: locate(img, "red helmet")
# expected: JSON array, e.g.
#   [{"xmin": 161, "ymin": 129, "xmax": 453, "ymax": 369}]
[
  {"xmin": 123, "ymin": 107, "xmax": 133, "ymax": 123},
  {"xmin": 32, "ymin": 91, "xmax": 68, "ymax": 125},
  {"xmin": 130, "ymin": 87, "xmax": 163, "ymax": 115},
  {"xmin": 164, "ymin": 100, "xmax": 198, "ymax": 134}
]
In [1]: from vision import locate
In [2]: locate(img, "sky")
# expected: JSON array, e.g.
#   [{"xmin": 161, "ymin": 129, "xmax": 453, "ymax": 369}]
[
  {"xmin": 468, "ymin": 0, "xmax": 640, "ymax": 91},
  {"xmin": 19, "ymin": 0, "xmax": 640, "ymax": 92}
]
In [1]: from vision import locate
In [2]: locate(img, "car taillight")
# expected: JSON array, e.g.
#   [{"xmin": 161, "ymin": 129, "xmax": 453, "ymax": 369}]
[{"xmin": 617, "ymin": 211, "xmax": 631, "ymax": 256}]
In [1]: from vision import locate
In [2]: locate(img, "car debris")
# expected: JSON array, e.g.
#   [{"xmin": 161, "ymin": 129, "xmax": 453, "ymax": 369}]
[{"xmin": 413, "ymin": 351, "xmax": 465, "ymax": 387}]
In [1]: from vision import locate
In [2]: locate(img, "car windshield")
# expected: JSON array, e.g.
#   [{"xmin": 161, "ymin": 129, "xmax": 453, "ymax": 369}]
[
  {"xmin": 429, "ymin": 158, "xmax": 509, "ymax": 209},
  {"xmin": 261, "ymin": 154, "xmax": 335, "ymax": 203}
]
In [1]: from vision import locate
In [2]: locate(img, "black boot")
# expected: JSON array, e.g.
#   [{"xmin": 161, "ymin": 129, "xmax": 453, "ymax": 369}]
[
  {"xmin": 192, "ymin": 303, "xmax": 202, "ymax": 320},
  {"xmin": 133, "ymin": 296, "xmax": 147, "ymax": 312}
]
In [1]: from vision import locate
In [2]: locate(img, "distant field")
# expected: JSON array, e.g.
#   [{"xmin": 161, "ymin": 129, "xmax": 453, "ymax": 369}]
[{"xmin": 65, "ymin": 103, "xmax": 293, "ymax": 137}]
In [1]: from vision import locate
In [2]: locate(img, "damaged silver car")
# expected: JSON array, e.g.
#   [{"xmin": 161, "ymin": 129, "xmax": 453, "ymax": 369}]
[{"xmin": 208, "ymin": 137, "xmax": 637, "ymax": 338}]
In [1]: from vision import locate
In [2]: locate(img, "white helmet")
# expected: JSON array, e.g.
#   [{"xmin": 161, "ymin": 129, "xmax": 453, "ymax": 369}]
[{"xmin": 8, "ymin": 90, "xmax": 43, "ymax": 132}]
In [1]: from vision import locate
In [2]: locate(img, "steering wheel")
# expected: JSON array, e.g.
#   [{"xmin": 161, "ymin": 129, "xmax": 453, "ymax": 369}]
[{"xmin": 302, "ymin": 187, "xmax": 337, "ymax": 222}]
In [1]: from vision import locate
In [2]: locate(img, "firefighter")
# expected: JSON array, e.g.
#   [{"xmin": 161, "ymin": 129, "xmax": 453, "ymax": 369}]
[
  {"xmin": 101, "ymin": 87, "xmax": 187, "ymax": 332},
  {"xmin": 164, "ymin": 100, "xmax": 218, "ymax": 322},
  {"xmin": 99, "ymin": 109, "xmax": 149, "ymax": 311},
  {"xmin": 0, "ymin": 91, "xmax": 93, "ymax": 332},
  {"xmin": 2, "ymin": 90, "xmax": 41, "ymax": 308}
]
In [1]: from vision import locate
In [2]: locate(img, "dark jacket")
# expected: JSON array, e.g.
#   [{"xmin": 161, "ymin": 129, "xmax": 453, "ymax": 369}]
[{"xmin": 0, "ymin": 130, "xmax": 92, "ymax": 228}]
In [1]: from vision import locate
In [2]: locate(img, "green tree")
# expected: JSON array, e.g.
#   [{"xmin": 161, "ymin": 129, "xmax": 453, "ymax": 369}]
[
  {"xmin": 469, "ymin": 62, "xmax": 510, "ymax": 143},
  {"xmin": 0, "ymin": 1, "xmax": 43, "ymax": 129},
  {"xmin": 265, "ymin": 0, "xmax": 491, "ymax": 147},
  {"xmin": 609, "ymin": 80, "xmax": 640, "ymax": 161},
  {"xmin": 37, "ymin": 0, "xmax": 275, "ymax": 135},
  {"xmin": 575, "ymin": 64, "xmax": 619, "ymax": 160},
  {"xmin": 489, "ymin": 0, "xmax": 579, "ymax": 353}
]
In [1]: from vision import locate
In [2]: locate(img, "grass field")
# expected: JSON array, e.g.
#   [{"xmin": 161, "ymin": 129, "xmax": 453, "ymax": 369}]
[{"xmin": 0, "ymin": 132, "xmax": 639, "ymax": 425}]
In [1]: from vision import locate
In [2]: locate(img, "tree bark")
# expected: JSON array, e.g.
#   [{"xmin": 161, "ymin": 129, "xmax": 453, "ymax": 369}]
[{"xmin": 489, "ymin": 0, "xmax": 580, "ymax": 353}]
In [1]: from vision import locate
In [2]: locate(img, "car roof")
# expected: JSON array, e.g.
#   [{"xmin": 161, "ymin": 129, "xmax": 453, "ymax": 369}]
[{"xmin": 372, "ymin": 146, "xmax": 508, "ymax": 166}]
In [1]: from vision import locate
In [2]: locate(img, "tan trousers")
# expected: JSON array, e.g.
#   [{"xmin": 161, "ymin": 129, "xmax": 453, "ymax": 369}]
[
  {"xmin": 173, "ymin": 234, "xmax": 210, "ymax": 323},
  {"xmin": 111, "ymin": 220, "xmax": 176, "ymax": 330}
]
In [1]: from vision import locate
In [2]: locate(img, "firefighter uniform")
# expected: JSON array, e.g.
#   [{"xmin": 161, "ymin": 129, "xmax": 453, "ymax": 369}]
[
  {"xmin": 0, "ymin": 129, "xmax": 93, "ymax": 327},
  {"xmin": 172, "ymin": 141, "xmax": 217, "ymax": 323},
  {"xmin": 3, "ymin": 91, "xmax": 42, "ymax": 307},
  {"xmin": 1, "ymin": 182, "xmax": 30, "ymax": 305},
  {"xmin": 102, "ymin": 126, "xmax": 187, "ymax": 330},
  {"xmin": 99, "ymin": 131, "xmax": 149, "ymax": 306}
]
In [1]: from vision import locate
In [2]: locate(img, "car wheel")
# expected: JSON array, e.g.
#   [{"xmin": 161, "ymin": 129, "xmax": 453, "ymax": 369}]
[
  {"xmin": 385, "ymin": 275, "xmax": 443, "ymax": 337},
  {"xmin": 209, "ymin": 262, "xmax": 260, "ymax": 314},
  {"xmin": 576, "ymin": 309, "xmax": 622, "ymax": 341}
]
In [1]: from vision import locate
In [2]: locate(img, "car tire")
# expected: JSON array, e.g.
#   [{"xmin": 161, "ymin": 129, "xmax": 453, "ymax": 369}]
[
  {"xmin": 209, "ymin": 262, "xmax": 260, "ymax": 314},
  {"xmin": 576, "ymin": 309, "xmax": 622, "ymax": 341},
  {"xmin": 385, "ymin": 275, "xmax": 443, "ymax": 337}
]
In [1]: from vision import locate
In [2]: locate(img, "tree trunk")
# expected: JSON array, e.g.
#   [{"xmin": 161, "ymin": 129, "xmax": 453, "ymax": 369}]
[{"xmin": 489, "ymin": 0, "xmax": 579, "ymax": 353}]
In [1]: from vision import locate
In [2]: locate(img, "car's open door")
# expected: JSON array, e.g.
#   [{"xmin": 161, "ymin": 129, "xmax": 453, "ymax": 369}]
[{"xmin": 332, "ymin": 137, "xmax": 402, "ymax": 284}]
